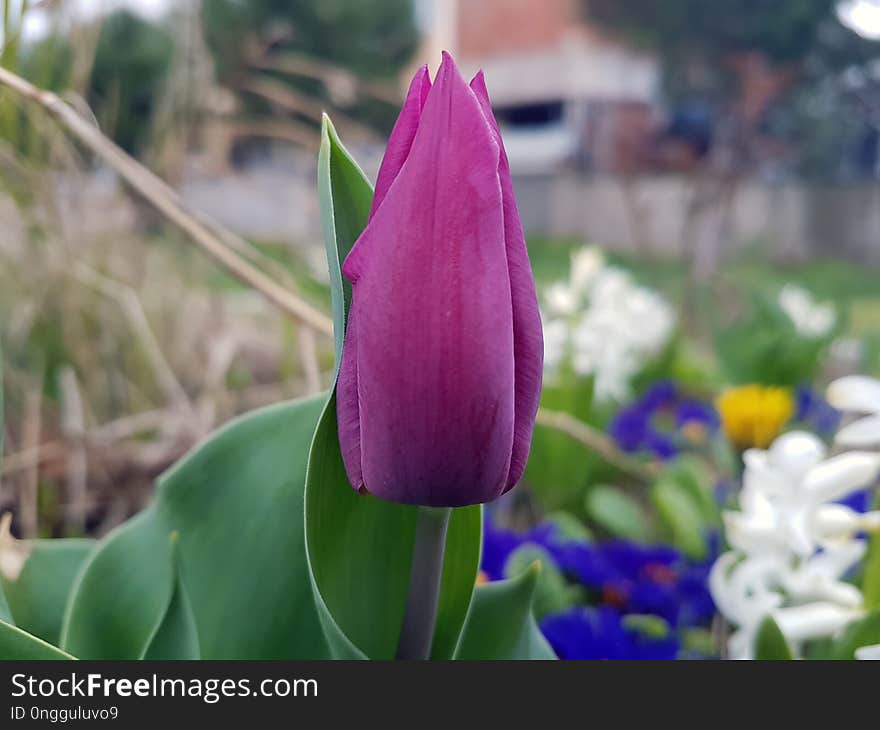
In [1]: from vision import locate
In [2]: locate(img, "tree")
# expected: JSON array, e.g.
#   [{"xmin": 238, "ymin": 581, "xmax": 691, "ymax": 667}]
[
  {"xmin": 584, "ymin": 0, "xmax": 880, "ymax": 178},
  {"xmin": 201, "ymin": 0, "xmax": 419, "ymax": 139}
]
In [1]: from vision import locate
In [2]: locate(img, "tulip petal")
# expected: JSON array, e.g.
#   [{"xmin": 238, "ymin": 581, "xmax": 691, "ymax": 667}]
[
  {"xmin": 340, "ymin": 52, "xmax": 515, "ymax": 506},
  {"xmin": 470, "ymin": 70, "xmax": 544, "ymax": 490},
  {"xmin": 835, "ymin": 414, "xmax": 880, "ymax": 447},
  {"xmin": 827, "ymin": 375, "xmax": 880, "ymax": 414},
  {"xmin": 370, "ymin": 65, "xmax": 431, "ymax": 218},
  {"xmin": 337, "ymin": 300, "xmax": 363, "ymax": 490}
]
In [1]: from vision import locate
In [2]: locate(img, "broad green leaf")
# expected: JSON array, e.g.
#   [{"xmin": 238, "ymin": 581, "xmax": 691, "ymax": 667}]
[
  {"xmin": 61, "ymin": 511, "xmax": 171, "ymax": 659},
  {"xmin": 651, "ymin": 477, "xmax": 706, "ymax": 559},
  {"xmin": 829, "ymin": 610, "xmax": 880, "ymax": 660},
  {"xmin": 317, "ymin": 114, "xmax": 373, "ymax": 369},
  {"xmin": 544, "ymin": 511, "xmax": 593, "ymax": 542},
  {"xmin": 0, "ymin": 620, "xmax": 75, "ymax": 660},
  {"xmin": 504, "ymin": 545, "xmax": 577, "ymax": 620},
  {"xmin": 754, "ymin": 616, "xmax": 793, "ymax": 660},
  {"xmin": 454, "ymin": 564, "xmax": 556, "ymax": 660},
  {"xmin": 141, "ymin": 537, "xmax": 200, "ymax": 660},
  {"xmin": 1, "ymin": 537, "xmax": 94, "ymax": 645},
  {"xmin": 584, "ymin": 486, "xmax": 651, "ymax": 541},
  {"xmin": 666, "ymin": 455, "xmax": 720, "ymax": 525},
  {"xmin": 63, "ymin": 395, "xmax": 331, "ymax": 659},
  {"xmin": 0, "ymin": 577, "xmax": 11, "ymax": 625},
  {"xmin": 862, "ymin": 494, "xmax": 880, "ymax": 609},
  {"xmin": 622, "ymin": 614, "xmax": 671, "ymax": 639},
  {"xmin": 304, "ymin": 394, "xmax": 481, "ymax": 659}
]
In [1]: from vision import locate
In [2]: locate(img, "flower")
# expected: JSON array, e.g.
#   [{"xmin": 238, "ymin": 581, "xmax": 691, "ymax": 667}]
[
  {"xmin": 608, "ymin": 381, "xmax": 718, "ymax": 460},
  {"xmin": 336, "ymin": 54, "xmax": 543, "ymax": 507},
  {"xmin": 541, "ymin": 250, "xmax": 675, "ymax": 402},
  {"xmin": 540, "ymin": 606, "xmax": 680, "ymax": 660},
  {"xmin": 778, "ymin": 284, "xmax": 836, "ymax": 339},
  {"xmin": 827, "ymin": 375, "xmax": 880, "ymax": 448},
  {"xmin": 481, "ymin": 513, "xmax": 716, "ymax": 637},
  {"xmin": 794, "ymin": 384, "xmax": 841, "ymax": 435},
  {"xmin": 710, "ymin": 430, "xmax": 880, "ymax": 659},
  {"xmin": 716, "ymin": 385, "xmax": 795, "ymax": 450}
]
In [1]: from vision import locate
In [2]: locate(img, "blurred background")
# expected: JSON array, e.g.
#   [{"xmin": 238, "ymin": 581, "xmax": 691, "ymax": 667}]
[{"xmin": 0, "ymin": 0, "xmax": 878, "ymax": 601}]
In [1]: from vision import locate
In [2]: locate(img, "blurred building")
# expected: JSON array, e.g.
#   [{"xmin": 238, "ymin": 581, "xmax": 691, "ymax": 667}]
[{"xmin": 414, "ymin": 0, "xmax": 660, "ymax": 174}]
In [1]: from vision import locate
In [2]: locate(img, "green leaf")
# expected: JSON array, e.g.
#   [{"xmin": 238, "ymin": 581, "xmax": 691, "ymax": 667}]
[
  {"xmin": 0, "ymin": 578, "xmax": 12, "ymax": 626},
  {"xmin": 141, "ymin": 536, "xmax": 200, "ymax": 660},
  {"xmin": 63, "ymin": 395, "xmax": 331, "ymax": 659},
  {"xmin": 651, "ymin": 476, "xmax": 706, "ymax": 559},
  {"xmin": 0, "ymin": 620, "xmax": 75, "ymax": 660},
  {"xmin": 585, "ymin": 486, "xmax": 651, "ymax": 541},
  {"xmin": 61, "ymin": 511, "xmax": 172, "ymax": 659},
  {"xmin": 1, "ymin": 536, "xmax": 94, "ymax": 645},
  {"xmin": 829, "ymin": 610, "xmax": 880, "ymax": 660},
  {"xmin": 304, "ymin": 394, "xmax": 481, "ymax": 659},
  {"xmin": 317, "ymin": 114, "xmax": 373, "ymax": 369},
  {"xmin": 504, "ymin": 545, "xmax": 577, "ymax": 620},
  {"xmin": 754, "ymin": 615, "xmax": 793, "ymax": 660},
  {"xmin": 544, "ymin": 511, "xmax": 593, "ymax": 542},
  {"xmin": 862, "ymin": 497, "xmax": 880, "ymax": 609},
  {"xmin": 454, "ymin": 564, "xmax": 556, "ymax": 660}
]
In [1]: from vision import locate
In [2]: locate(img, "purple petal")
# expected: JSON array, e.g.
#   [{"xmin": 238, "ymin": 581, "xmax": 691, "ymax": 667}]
[
  {"xmin": 340, "ymin": 52, "xmax": 515, "ymax": 506},
  {"xmin": 470, "ymin": 70, "xmax": 543, "ymax": 490},
  {"xmin": 337, "ymin": 298, "xmax": 363, "ymax": 490},
  {"xmin": 370, "ymin": 65, "xmax": 431, "ymax": 219}
]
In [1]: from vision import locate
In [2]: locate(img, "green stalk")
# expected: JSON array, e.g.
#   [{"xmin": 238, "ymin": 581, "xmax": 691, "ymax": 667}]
[{"xmin": 395, "ymin": 506, "xmax": 452, "ymax": 660}]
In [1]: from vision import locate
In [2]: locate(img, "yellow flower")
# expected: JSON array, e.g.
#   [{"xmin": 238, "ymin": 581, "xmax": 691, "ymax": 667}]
[{"xmin": 716, "ymin": 385, "xmax": 794, "ymax": 450}]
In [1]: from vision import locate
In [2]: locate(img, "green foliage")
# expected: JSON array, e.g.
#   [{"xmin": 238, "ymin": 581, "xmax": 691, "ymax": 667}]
[
  {"xmin": 504, "ymin": 545, "xmax": 578, "ymax": 620},
  {"xmin": 754, "ymin": 615, "xmax": 793, "ymax": 660},
  {"xmin": 62, "ymin": 394, "xmax": 331, "ymax": 659},
  {"xmin": 140, "ymin": 537, "xmax": 200, "ymax": 660},
  {"xmin": 584, "ymin": 485, "xmax": 651, "ymax": 541},
  {"xmin": 712, "ymin": 287, "xmax": 834, "ymax": 386},
  {"xmin": 1, "ymin": 538, "xmax": 94, "ymax": 645},
  {"xmin": 525, "ymin": 374, "xmax": 614, "ymax": 511},
  {"xmin": 829, "ymin": 611, "xmax": 880, "ymax": 660},
  {"xmin": 89, "ymin": 11, "xmax": 174, "ymax": 154},
  {"xmin": 202, "ymin": 0, "xmax": 418, "ymax": 131},
  {"xmin": 587, "ymin": 0, "xmax": 839, "ymax": 65},
  {"xmin": 454, "ymin": 565, "xmax": 556, "ymax": 660},
  {"xmin": 652, "ymin": 456, "xmax": 719, "ymax": 560}
]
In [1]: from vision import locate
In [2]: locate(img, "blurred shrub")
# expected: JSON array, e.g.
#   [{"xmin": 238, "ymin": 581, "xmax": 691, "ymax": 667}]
[
  {"xmin": 89, "ymin": 11, "xmax": 174, "ymax": 154},
  {"xmin": 202, "ymin": 0, "xmax": 419, "ymax": 132}
]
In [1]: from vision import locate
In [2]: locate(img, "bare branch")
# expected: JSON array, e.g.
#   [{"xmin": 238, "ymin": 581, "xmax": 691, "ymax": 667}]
[
  {"xmin": 0, "ymin": 66, "xmax": 333, "ymax": 337},
  {"xmin": 535, "ymin": 408, "xmax": 660, "ymax": 483}
]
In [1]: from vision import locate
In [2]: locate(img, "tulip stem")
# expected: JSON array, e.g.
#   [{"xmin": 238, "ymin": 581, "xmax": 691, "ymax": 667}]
[{"xmin": 395, "ymin": 506, "xmax": 452, "ymax": 660}]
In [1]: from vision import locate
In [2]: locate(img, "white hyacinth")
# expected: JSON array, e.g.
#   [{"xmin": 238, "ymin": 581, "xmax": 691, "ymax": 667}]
[
  {"xmin": 827, "ymin": 375, "xmax": 880, "ymax": 448},
  {"xmin": 778, "ymin": 284, "xmax": 837, "ymax": 339},
  {"xmin": 710, "ymin": 430, "xmax": 880, "ymax": 659},
  {"xmin": 541, "ymin": 247, "xmax": 675, "ymax": 402}
]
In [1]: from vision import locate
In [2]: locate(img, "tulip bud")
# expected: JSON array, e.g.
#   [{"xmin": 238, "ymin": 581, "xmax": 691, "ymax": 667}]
[{"xmin": 336, "ymin": 52, "xmax": 543, "ymax": 507}]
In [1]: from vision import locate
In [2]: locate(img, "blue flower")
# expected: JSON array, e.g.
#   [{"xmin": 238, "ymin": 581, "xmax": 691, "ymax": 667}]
[
  {"xmin": 609, "ymin": 381, "xmax": 718, "ymax": 460},
  {"xmin": 540, "ymin": 606, "xmax": 680, "ymax": 660},
  {"xmin": 794, "ymin": 384, "xmax": 840, "ymax": 434},
  {"xmin": 480, "ymin": 512, "xmax": 556, "ymax": 581}
]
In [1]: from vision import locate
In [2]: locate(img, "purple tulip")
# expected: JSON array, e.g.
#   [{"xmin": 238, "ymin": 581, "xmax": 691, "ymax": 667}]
[{"xmin": 336, "ymin": 52, "xmax": 543, "ymax": 507}]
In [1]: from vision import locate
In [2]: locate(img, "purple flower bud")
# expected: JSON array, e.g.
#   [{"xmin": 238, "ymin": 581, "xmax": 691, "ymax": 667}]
[{"xmin": 336, "ymin": 53, "xmax": 543, "ymax": 507}]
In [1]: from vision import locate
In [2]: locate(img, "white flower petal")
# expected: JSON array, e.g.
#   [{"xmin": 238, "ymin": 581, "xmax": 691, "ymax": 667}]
[
  {"xmin": 835, "ymin": 415, "xmax": 880, "ymax": 447},
  {"xmin": 856, "ymin": 644, "xmax": 880, "ymax": 660},
  {"xmin": 773, "ymin": 602, "xmax": 863, "ymax": 642},
  {"xmin": 827, "ymin": 376, "xmax": 880, "ymax": 414},
  {"xmin": 803, "ymin": 452, "xmax": 880, "ymax": 503}
]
